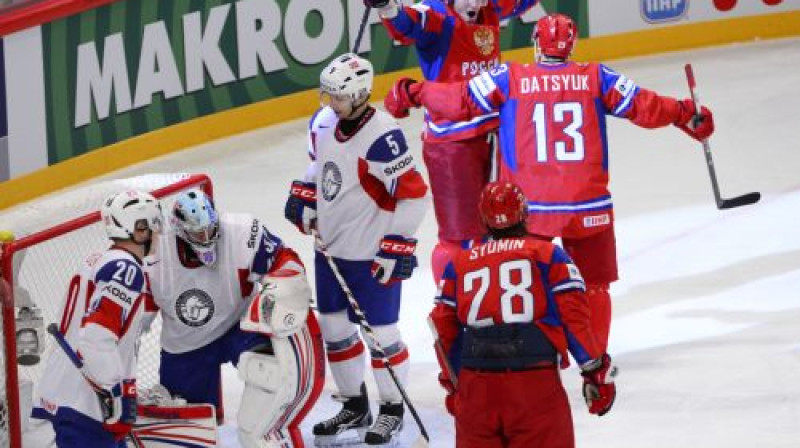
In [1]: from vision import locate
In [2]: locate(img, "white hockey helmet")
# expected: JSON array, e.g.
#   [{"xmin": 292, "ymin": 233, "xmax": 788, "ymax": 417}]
[
  {"xmin": 171, "ymin": 189, "xmax": 220, "ymax": 266},
  {"xmin": 101, "ymin": 190, "xmax": 163, "ymax": 241},
  {"xmin": 319, "ymin": 53, "xmax": 374, "ymax": 105}
]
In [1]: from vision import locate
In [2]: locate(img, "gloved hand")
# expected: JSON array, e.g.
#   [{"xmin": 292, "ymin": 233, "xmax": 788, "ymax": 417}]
[
  {"xmin": 581, "ymin": 354, "xmax": 617, "ymax": 416},
  {"xmin": 371, "ymin": 235, "xmax": 418, "ymax": 285},
  {"xmin": 438, "ymin": 372, "xmax": 457, "ymax": 416},
  {"xmin": 98, "ymin": 379, "xmax": 137, "ymax": 441},
  {"xmin": 284, "ymin": 181, "xmax": 317, "ymax": 234},
  {"xmin": 384, "ymin": 78, "xmax": 424, "ymax": 119},
  {"xmin": 364, "ymin": 0, "xmax": 391, "ymax": 7},
  {"xmin": 675, "ymin": 99, "xmax": 715, "ymax": 142}
]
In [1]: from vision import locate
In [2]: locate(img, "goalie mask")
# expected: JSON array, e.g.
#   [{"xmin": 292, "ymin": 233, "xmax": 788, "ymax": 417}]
[
  {"xmin": 101, "ymin": 190, "xmax": 163, "ymax": 244},
  {"xmin": 171, "ymin": 189, "xmax": 220, "ymax": 266},
  {"xmin": 319, "ymin": 53, "xmax": 374, "ymax": 119}
]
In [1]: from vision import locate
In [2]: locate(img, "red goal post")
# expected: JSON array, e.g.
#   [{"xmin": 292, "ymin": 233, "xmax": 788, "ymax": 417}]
[{"xmin": 0, "ymin": 173, "xmax": 212, "ymax": 448}]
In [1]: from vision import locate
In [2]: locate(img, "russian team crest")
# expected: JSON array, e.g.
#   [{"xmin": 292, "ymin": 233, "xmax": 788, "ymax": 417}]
[{"xmin": 473, "ymin": 27, "xmax": 495, "ymax": 56}]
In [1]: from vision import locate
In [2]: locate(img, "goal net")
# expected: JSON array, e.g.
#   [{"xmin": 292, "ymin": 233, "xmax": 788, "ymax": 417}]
[{"xmin": 0, "ymin": 173, "xmax": 212, "ymax": 448}]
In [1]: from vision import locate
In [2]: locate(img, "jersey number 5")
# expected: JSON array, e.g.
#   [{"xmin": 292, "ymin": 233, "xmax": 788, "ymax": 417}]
[
  {"xmin": 464, "ymin": 259, "xmax": 535, "ymax": 327},
  {"xmin": 532, "ymin": 102, "xmax": 585, "ymax": 162}
]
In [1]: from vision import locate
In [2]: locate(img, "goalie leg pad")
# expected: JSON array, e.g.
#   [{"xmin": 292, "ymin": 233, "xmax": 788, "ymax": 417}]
[
  {"xmin": 237, "ymin": 312, "xmax": 325, "ymax": 448},
  {"xmin": 129, "ymin": 403, "xmax": 218, "ymax": 447}
]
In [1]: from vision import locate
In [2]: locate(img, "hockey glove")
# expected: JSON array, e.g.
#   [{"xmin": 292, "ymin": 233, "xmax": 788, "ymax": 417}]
[
  {"xmin": 384, "ymin": 78, "xmax": 424, "ymax": 119},
  {"xmin": 675, "ymin": 99, "xmax": 715, "ymax": 142},
  {"xmin": 371, "ymin": 235, "xmax": 418, "ymax": 285},
  {"xmin": 364, "ymin": 0, "xmax": 391, "ymax": 7},
  {"xmin": 284, "ymin": 181, "xmax": 317, "ymax": 235},
  {"xmin": 438, "ymin": 372, "xmax": 457, "ymax": 416},
  {"xmin": 99, "ymin": 379, "xmax": 137, "ymax": 441},
  {"xmin": 581, "ymin": 354, "xmax": 617, "ymax": 416}
]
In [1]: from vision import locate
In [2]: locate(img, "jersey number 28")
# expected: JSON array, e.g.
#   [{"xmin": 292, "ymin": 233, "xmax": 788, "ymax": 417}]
[{"xmin": 464, "ymin": 259, "xmax": 535, "ymax": 326}]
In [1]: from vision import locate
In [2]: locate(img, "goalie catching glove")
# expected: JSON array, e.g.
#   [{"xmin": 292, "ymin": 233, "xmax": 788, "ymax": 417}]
[
  {"xmin": 284, "ymin": 180, "xmax": 317, "ymax": 234},
  {"xmin": 371, "ymin": 234, "xmax": 418, "ymax": 285},
  {"xmin": 580, "ymin": 353, "xmax": 618, "ymax": 416},
  {"xmin": 241, "ymin": 268, "xmax": 312, "ymax": 338}
]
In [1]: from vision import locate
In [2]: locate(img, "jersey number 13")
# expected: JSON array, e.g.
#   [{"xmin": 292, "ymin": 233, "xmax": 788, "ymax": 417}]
[{"xmin": 532, "ymin": 102, "xmax": 585, "ymax": 162}]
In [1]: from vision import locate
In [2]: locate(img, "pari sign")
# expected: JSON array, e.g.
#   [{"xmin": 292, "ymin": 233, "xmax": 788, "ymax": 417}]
[{"xmin": 640, "ymin": 0, "xmax": 688, "ymax": 23}]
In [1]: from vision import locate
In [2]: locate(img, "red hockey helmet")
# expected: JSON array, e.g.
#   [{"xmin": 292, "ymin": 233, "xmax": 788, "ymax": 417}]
[
  {"xmin": 533, "ymin": 13, "xmax": 577, "ymax": 60},
  {"xmin": 478, "ymin": 182, "xmax": 528, "ymax": 230}
]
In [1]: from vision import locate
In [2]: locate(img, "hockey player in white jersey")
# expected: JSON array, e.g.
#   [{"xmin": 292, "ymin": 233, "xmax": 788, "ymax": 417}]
[
  {"xmin": 145, "ymin": 189, "xmax": 325, "ymax": 448},
  {"xmin": 284, "ymin": 53, "xmax": 429, "ymax": 445},
  {"xmin": 32, "ymin": 190, "xmax": 163, "ymax": 447}
]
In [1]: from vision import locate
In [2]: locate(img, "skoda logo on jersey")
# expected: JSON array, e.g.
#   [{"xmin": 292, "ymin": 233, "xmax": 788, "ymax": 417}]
[
  {"xmin": 321, "ymin": 161, "xmax": 343, "ymax": 201},
  {"xmin": 176, "ymin": 289, "xmax": 215, "ymax": 327},
  {"xmin": 640, "ymin": 0, "xmax": 687, "ymax": 23}
]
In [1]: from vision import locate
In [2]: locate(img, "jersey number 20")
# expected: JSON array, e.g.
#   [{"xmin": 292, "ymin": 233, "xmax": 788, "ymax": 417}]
[{"xmin": 464, "ymin": 259, "xmax": 534, "ymax": 326}]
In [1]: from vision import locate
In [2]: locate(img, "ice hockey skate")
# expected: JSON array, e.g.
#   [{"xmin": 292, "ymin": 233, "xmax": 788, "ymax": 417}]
[
  {"xmin": 364, "ymin": 402, "xmax": 404, "ymax": 445},
  {"xmin": 313, "ymin": 384, "xmax": 373, "ymax": 447}
]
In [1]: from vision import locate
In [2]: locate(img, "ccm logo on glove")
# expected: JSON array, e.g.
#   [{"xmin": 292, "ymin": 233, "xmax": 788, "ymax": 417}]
[
  {"xmin": 290, "ymin": 184, "xmax": 316, "ymax": 200},
  {"xmin": 379, "ymin": 240, "xmax": 416, "ymax": 255}
]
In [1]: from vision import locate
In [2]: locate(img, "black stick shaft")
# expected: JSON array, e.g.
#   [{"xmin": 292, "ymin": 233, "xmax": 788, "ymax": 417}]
[
  {"xmin": 314, "ymin": 232, "xmax": 430, "ymax": 443},
  {"xmin": 353, "ymin": 6, "xmax": 372, "ymax": 53},
  {"xmin": 684, "ymin": 64, "xmax": 760, "ymax": 210}
]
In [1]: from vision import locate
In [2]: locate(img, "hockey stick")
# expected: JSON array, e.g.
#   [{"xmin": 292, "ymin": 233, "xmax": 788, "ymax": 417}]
[
  {"xmin": 313, "ymin": 231, "xmax": 430, "ymax": 447},
  {"xmin": 46, "ymin": 323, "xmax": 116, "ymax": 420},
  {"xmin": 684, "ymin": 64, "xmax": 761, "ymax": 209},
  {"xmin": 352, "ymin": 6, "xmax": 371, "ymax": 54},
  {"xmin": 427, "ymin": 316, "xmax": 457, "ymax": 388},
  {"xmin": 47, "ymin": 324, "xmax": 216, "ymax": 447}
]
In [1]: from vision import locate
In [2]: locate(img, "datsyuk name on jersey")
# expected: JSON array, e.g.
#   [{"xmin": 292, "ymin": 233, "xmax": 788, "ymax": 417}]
[{"xmin": 476, "ymin": 64, "xmax": 602, "ymax": 95}]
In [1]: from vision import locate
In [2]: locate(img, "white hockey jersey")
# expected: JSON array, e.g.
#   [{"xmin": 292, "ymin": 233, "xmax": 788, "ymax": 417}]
[
  {"xmin": 306, "ymin": 106, "xmax": 429, "ymax": 260},
  {"xmin": 35, "ymin": 247, "xmax": 153, "ymax": 421},
  {"xmin": 147, "ymin": 213, "xmax": 292, "ymax": 354}
]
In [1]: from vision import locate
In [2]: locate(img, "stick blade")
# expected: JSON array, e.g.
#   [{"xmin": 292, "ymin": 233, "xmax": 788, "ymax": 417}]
[
  {"xmin": 411, "ymin": 434, "xmax": 430, "ymax": 448},
  {"xmin": 719, "ymin": 192, "xmax": 761, "ymax": 209}
]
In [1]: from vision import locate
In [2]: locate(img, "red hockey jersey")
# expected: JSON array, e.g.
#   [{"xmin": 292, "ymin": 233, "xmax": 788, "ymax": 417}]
[
  {"xmin": 382, "ymin": 0, "xmax": 538, "ymax": 143},
  {"xmin": 430, "ymin": 236, "xmax": 602, "ymax": 373},
  {"xmin": 420, "ymin": 61, "xmax": 686, "ymax": 237}
]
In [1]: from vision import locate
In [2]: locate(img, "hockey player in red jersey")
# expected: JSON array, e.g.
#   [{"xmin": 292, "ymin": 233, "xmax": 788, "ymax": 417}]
[
  {"xmin": 367, "ymin": 0, "xmax": 539, "ymax": 281},
  {"xmin": 385, "ymin": 13, "xmax": 715, "ymax": 352},
  {"xmin": 430, "ymin": 181, "xmax": 617, "ymax": 447}
]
